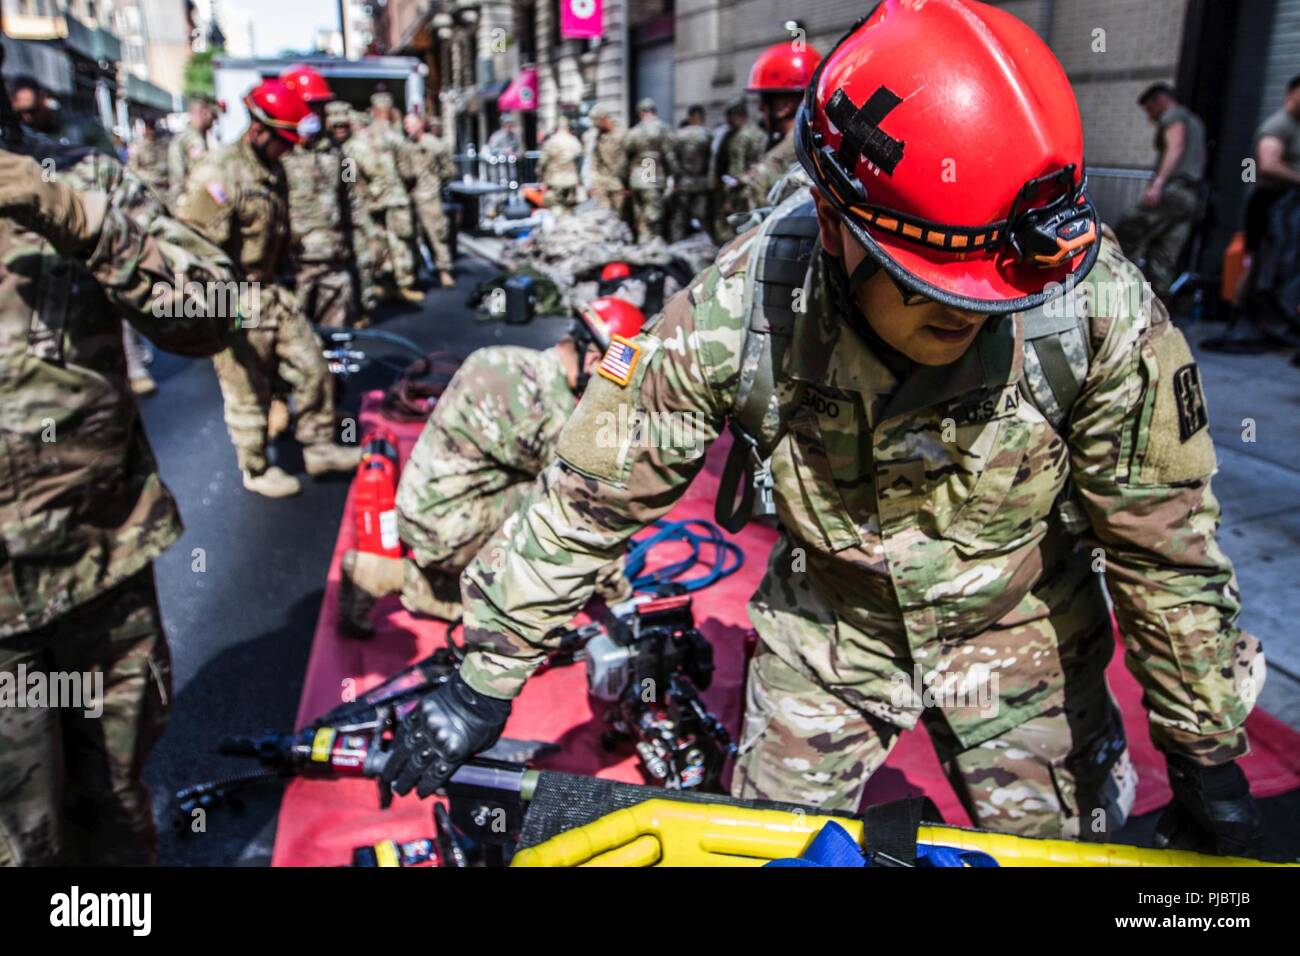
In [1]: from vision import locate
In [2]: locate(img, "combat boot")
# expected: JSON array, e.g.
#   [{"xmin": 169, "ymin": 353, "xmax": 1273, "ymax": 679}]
[
  {"xmin": 439, "ymin": 270, "xmax": 455, "ymax": 289},
  {"xmin": 303, "ymin": 442, "xmax": 362, "ymax": 475},
  {"xmin": 398, "ymin": 287, "xmax": 425, "ymax": 305},
  {"xmin": 266, "ymin": 398, "xmax": 291, "ymax": 439},
  {"xmin": 243, "ymin": 465, "xmax": 301, "ymax": 498},
  {"xmin": 338, "ymin": 549, "xmax": 404, "ymax": 636}
]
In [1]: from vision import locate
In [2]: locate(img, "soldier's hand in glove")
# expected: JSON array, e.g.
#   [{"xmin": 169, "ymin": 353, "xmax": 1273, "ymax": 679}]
[
  {"xmin": 1154, "ymin": 754, "xmax": 1264, "ymax": 858},
  {"xmin": 0, "ymin": 151, "xmax": 106, "ymax": 254},
  {"xmin": 379, "ymin": 670, "xmax": 512, "ymax": 798}
]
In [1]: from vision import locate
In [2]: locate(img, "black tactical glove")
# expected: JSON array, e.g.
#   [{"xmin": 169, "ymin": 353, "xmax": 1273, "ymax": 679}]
[
  {"xmin": 1153, "ymin": 754, "xmax": 1263, "ymax": 858},
  {"xmin": 380, "ymin": 671, "xmax": 512, "ymax": 799}
]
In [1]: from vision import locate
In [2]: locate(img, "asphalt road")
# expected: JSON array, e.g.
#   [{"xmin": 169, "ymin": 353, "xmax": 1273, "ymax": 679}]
[
  {"xmin": 139, "ymin": 255, "xmax": 1300, "ymax": 865},
  {"xmin": 140, "ymin": 258, "xmax": 566, "ymax": 865}
]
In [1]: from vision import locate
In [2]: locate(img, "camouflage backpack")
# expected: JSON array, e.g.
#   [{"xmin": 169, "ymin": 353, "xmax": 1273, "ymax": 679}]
[{"xmin": 716, "ymin": 193, "xmax": 1093, "ymax": 531}]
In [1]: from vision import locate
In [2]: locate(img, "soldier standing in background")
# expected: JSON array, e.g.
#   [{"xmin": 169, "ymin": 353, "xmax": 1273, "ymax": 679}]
[
  {"xmin": 126, "ymin": 120, "xmax": 169, "ymax": 198},
  {"xmin": 1115, "ymin": 83, "xmax": 1208, "ymax": 299},
  {"xmin": 329, "ymin": 105, "xmax": 383, "ymax": 317},
  {"xmin": 624, "ymin": 98, "xmax": 676, "ymax": 243},
  {"xmin": 281, "ymin": 66, "xmax": 366, "ymax": 328},
  {"xmin": 347, "ymin": 92, "xmax": 423, "ymax": 305},
  {"xmin": 584, "ymin": 103, "xmax": 628, "ymax": 218},
  {"xmin": 336, "ymin": 298, "xmax": 644, "ymax": 635},
  {"xmin": 168, "ymin": 93, "xmax": 218, "ymax": 205},
  {"xmin": 0, "ymin": 111, "xmax": 239, "ymax": 865},
  {"xmin": 711, "ymin": 97, "xmax": 767, "ymax": 242},
  {"xmin": 174, "ymin": 80, "xmax": 361, "ymax": 498},
  {"xmin": 403, "ymin": 111, "xmax": 457, "ymax": 289},
  {"xmin": 537, "ymin": 115, "xmax": 584, "ymax": 214},
  {"xmin": 668, "ymin": 104, "xmax": 712, "ymax": 241},
  {"xmin": 740, "ymin": 40, "xmax": 821, "ymax": 213}
]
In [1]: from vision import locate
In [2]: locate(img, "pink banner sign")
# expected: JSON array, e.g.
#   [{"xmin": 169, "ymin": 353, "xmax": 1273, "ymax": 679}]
[
  {"xmin": 560, "ymin": 0, "xmax": 603, "ymax": 40},
  {"xmin": 498, "ymin": 68, "xmax": 539, "ymax": 112}
]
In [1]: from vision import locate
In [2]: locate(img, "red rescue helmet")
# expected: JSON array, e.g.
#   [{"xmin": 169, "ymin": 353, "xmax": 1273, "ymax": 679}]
[
  {"xmin": 244, "ymin": 79, "xmax": 316, "ymax": 145},
  {"xmin": 280, "ymin": 64, "xmax": 333, "ymax": 103},
  {"xmin": 579, "ymin": 296, "xmax": 646, "ymax": 350},
  {"xmin": 794, "ymin": 0, "xmax": 1099, "ymax": 312},
  {"xmin": 747, "ymin": 40, "xmax": 822, "ymax": 94},
  {"xmin": 599, "ymin": 261, "xmax": 632, "ymax": 282}
]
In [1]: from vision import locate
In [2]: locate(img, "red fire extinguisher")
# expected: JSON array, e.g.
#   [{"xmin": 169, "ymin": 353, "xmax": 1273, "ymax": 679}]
[{"xmin": 354, "ymin": 428, "xmax": 402, "ymax": 557}]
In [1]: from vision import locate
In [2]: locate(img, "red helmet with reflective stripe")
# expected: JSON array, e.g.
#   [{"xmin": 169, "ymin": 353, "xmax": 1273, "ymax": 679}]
[
  {"xmin": 747, "ymin": 40, "xmax": 821, "ymax": 94},
  {"xmin": 280, "ymin": 64, "xmax": 332, "ymax": 103},
  {"xmin": 579, "ymin": 297, "xmax": 646, "ymax": 350},
  {"xmin": 244, "ymin": 79, "xmax": 314, "ymax": 145},
  {"xmin": 794, "ymin": 0, "xmax": 1099, "ymax": 312}
]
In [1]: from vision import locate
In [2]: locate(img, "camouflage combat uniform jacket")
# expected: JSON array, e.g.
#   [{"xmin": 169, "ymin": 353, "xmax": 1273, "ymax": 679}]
[
  {"xmin": 409, "ymin": 133, "xmax": 456, "ymax": 201},
  {"xmin": 283, "ymin": 136, "xmax": 357, "ymax": 266},
  {"xmin": 395, "ymin": 345, "xmax": 576, "ymax": 572},
  {"xmin": 0, "ymin": 152, "xmax": 238, "ymax": 636},
  {"xmin": 741, "ymin": 131, "xmax": 796, "ymax": 212},
  {"xmin": 457, "ymin": 221, "xmax": 1260, "ymax": 767},
  {"xmin": 585, "ymin": 126, "xmax": 629, "ymax": 209},
  {"xmin": 167, "ymin": 127, "xmax": 209, "ymax": 204},
  {"xmin": 624, "ymin": 116, "xmax": 676, "ymax": 192},
  {"xmin": 127, "ymin": 137, "xmax": 169, "ymax": 198}
]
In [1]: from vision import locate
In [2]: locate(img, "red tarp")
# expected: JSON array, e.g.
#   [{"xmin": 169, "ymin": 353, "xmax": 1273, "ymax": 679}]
[{"xmin": 271, "ymin": 393, "xmax": 1300, "ymax": 865}]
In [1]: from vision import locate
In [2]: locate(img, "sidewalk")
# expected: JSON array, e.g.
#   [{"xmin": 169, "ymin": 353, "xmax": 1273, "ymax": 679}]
[{"xmin": 1188, "ymin": 331, "xmax": 1300, "ymax": 731}]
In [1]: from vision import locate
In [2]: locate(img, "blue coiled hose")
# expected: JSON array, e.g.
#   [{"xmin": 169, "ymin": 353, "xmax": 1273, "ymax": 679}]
[{"xmin": 623, "ymin": 519, "xmax": 744, "ymax": 595}]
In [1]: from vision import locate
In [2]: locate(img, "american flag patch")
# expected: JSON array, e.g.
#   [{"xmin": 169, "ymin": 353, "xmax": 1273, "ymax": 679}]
[
  {"xmin": 205, "ymin": 181, "xmax": 228, "ymax": 206},
  {"xmin": 598, "ymin": 335, "xmax": 642, "ymax": 387}
]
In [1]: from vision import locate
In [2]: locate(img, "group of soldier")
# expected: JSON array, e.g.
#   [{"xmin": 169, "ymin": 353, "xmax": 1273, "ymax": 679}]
[
  {"xmin": 535, "ymin": 51, "xmax": 807, "ymax": 248},
  {"xmin": 0, "ymin": 6, "xmax": 1274, "ymax": 870}
]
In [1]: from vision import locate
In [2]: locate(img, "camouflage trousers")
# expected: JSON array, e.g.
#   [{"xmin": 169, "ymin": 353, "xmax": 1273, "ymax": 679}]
[
  {"xmin": 591, "ymin": 179, "xmax": 628, "ymax": 219},
  {"xmin": 0, "ymin": 567, "xmax": 170, "ymax": 866},
  {"xmin": 668, "ymin": 190, "xmax": 710, "ymax": 243},
  {"xmin": 212, "ymin": 289, "xmax": 336, "ymax": 473},
  {"xmin": 629, "ymin": 187, "xmax": 666, "ymax": 243},
  {"xmin": 1115, "ymin": 178, "xmax": 1200, "ymax": 297},
  {"xmin": 543, "ymin": 184, "xmax": 580, "ymax": 213},
  {"xmin": 731, "ymin": 643, "xmax": 1137, "ymax": 840},
  {"xmin": 297, "ymin": 261, "xmax": 356, "ymax": 329},
  {"xmin": 412, "ymin": 192, "xmax": 453, "ymax": 272},
  {"xmin": 378, "ymin": 205, "xmax": 417, "ymax": 290}
]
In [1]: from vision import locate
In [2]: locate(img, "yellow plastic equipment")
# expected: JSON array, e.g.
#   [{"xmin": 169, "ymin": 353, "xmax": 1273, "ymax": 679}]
[{"xmin": 511, "ymin": 798, "xmax": 1290, "ymax": 868}]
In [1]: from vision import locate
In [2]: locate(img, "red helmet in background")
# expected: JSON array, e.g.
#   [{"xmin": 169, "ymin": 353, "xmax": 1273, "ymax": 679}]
[
  {"xmin": 244, "ymin": 79, "xmax": 315, "ymax": 145},
  {"xmin": 747, "ymin": 40, "xmax": 822, "ymax": 94},
  {"xmin": 795, "ymin": 0, "xmax": 1098, "ymax": 312},
  {"xmin": 280, "ymin": 64, "xmax": 333, "ymax": 103},
  {"xmin": 579, "ymin": 296, "xmax": 646, "ymax": 350},
  {"xmin": 599, "ymin": 261, "xmax": 632, "ymax": 282}
]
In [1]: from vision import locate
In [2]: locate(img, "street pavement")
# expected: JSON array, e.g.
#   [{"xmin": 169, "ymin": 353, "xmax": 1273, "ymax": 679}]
[{"xmin": 139, "ymin": 255, "xmax": 1300, "ymax": 865}]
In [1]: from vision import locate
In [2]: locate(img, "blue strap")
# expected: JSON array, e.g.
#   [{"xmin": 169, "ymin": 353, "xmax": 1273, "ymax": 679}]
[
  {"xmin": 764, "ymin": 821, "xmax": 1001, "ymax": 868},
  {"xmin": 623, "ymin": 519, "xmax": 744, "ymax": 595}
]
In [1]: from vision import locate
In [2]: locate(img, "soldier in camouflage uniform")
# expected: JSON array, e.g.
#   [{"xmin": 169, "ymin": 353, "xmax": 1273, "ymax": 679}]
[
  {"xmin": 126, "ymin": 121, "xmax": 169, "ymax": 197},
  {"xmin": 403, "ymin": 112, "xmax": 457, "ymax": 289},
  {"xmin": 167, "ymin": 93, "xmax": 218, "ymax": 206},
  {"xmin": 328, "ymin": 105, "xmax": 382, "ymax": 316},
  {"xmin": 381, "ymin": 3, "xmax": 1264, "ymax": 858},
  {"xmin": 175, "ymin": 79, "xmax": 361, "ymax": 498},
  {"xmin": 0, "ymin": 128, "xmax": 239, "ymax": 864},
  {"xmin": 668, "ymin": 105, "xmax": 713, "ymax": 242},
  {"xmin": 584, "ymin": 103, "xmax": 628, "ymax": 219},
  {"xmin": 345, "ymin": 92, "xmax": 422, "ymax": 305},
  {"xmin": 624, "ymin": 98, "xmax": 676, "ymax": 243},
  {"xmin": 336, "ymin": 298, "xmax": 645, "ymax": 634},
  {"xmin": 739, "ymin": 41, "xmax": 816, "ymax": 217},
  {"xmin": 712, "ymin": 98, "xmax": 768, "ymax": 242},
  {"xmin": 537, "ymin": 116, "xmax": 584, "ymax": 214},
  {"xmin": 281, "ymin": 69, "xmax": 367, "ymax": 328}
]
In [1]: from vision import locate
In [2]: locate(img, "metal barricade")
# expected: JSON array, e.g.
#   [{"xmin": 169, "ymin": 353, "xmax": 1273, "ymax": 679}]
[{"xmin": 1086, "ymin": 166, "xmax": 1152, "ymax": 228}]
